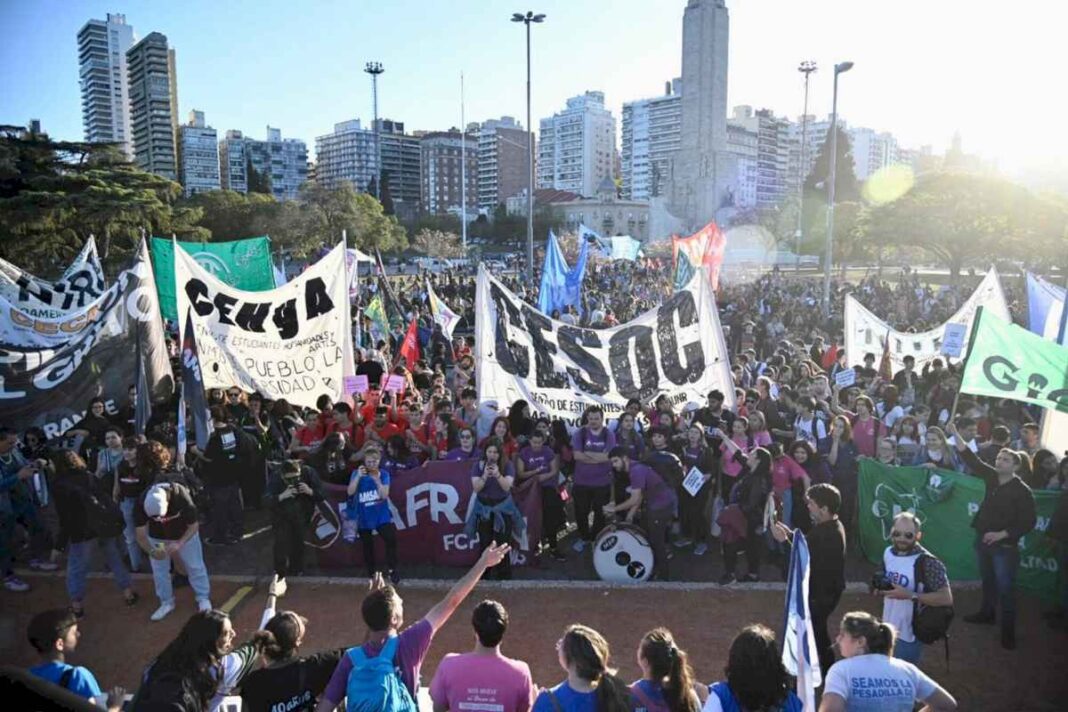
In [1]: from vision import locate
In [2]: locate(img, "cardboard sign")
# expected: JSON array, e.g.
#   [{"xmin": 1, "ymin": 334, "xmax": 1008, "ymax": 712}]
[
  {"xmin": 682, "ymin": 466, "xmax": 708, "ymax": 497},
  {"xmin": 385, "ymin": 374, "xmax": 406, "ymax": 393},
  {"xmin": 941, "ymin": 323, "xmax": 967, "ymax": 357},
  {"xmin": 344, "ymin": 374, "xmax": 369, "ymax": 395},
  {"xmin": 834, "ymin": 368, "xmax": 857, "ymax": 388}
]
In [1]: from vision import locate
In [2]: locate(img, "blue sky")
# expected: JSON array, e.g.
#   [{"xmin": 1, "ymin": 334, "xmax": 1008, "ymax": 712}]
[{"xmin": 1, "ymin": 0, "xmax": 1064, "ymax": 180}]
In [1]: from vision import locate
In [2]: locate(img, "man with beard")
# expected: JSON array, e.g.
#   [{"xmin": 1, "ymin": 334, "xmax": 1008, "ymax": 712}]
[{"xmin": 603, "ymin": 447, "xmax": 676, "ymax": 581}]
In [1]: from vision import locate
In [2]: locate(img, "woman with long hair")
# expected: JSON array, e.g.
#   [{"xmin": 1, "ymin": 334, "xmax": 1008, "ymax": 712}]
[
  {"xmin": 705, "ymin": 624, "xmax": 801, "ymax": 712},
  {"xmin": 911, "ymin": 427, "xmax": 961, "ymax": 472},
  {"xmin": 517, "ymin": 429, "xmax": 565, "ymax": 561},
  {"xmin": 790, "ymin": 440, "xmax": 832, "ymax": 486},
  {"xmin": 615, "ymin": 411, "xmax": 647, "ymax": 461},
  {"xmin": 507, "ymin": 400, "xmax": 535, "ymax": 446},
  {"xmin": 715, "ymin": 441, "xmax": 773, "ymax": 584},
  {"xmin": 464, "ymin": 441, "xmax": 524, "ymax": 580},
  {"xmin": 50, "ymin": 450, "xmax": 137, "ymax": 618},
  {"xmin": 480, "ymin": 417, "xmax": 519, "ymax": 464},
  {"xmin": 532, "ymin": 625, "xmax": 631, "ymax": 712},
  {"xmin": 629, "ymin": 627, "xmax": 706, "ymax": 712},
  {"xmin": 891, "ymin": 415, "xmax": 923, "ymax": 464},
  {"xmin": 66, "ymin": 397, "xmax": 113, "ymax": 466},
  {"xmin": 821, "ymin": 612, "xmax": 957, "ymax": 712},
  {"xmin": 825, "ymin": 416, "xmax": 860, "ymax": 535},
  {"xmin": 875, "ymin": 437, "xmax": 900, "ymax": 466}
]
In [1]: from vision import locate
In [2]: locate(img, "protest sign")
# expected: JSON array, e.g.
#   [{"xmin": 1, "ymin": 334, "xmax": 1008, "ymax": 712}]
[
  {"xmin": 834, "ymin": 368, "xmax": 856, "ymax": 388},
  {"xmin": 940, "ymin": 322, "xmax": 967, "ymax": 357},
  {"xmin": 682, "ymin": 466, "xmax": 707, "ymax": 497},
  {"xmin": 0, "ymin": 237, "xmax": 106, "ymax": 319},
  {"xmin": 385, "ymin": 374, "xmax": 406, "ymax": 393}
]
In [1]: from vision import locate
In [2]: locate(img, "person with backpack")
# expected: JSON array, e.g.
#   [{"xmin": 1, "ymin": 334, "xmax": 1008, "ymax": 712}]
[
  {"xmin": 50, "ymin": 449, "xmax": 138, "ymax": 618},
  {"xmin": 629, "ymin": 627, "xmax": 706, "ymax": 712},
  {"xmin": 531, "ymin": 624, "xmax": 632, "ymax": 712},
  {"xmin": 315, "ymin": 542, "xmax": 511, "ymax": 712},
  {"xmin": 871, "ymin": 512, "xmax": 953, "ymax": 665},
  {"xmin": 27, "ymin": 608, "xmax": 126, "ymax": 710},
  {"xmin": 702, "ymin": 624, "xmax": 801, "ymax": 712}
]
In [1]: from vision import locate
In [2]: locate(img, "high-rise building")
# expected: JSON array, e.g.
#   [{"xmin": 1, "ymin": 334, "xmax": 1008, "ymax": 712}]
[
  {"xmin": 537, "ymin": 91, "xmax": 616, "ymax": 197},
  {"xmin": 621, "ymin": 79, "xmax": 682, "ymax": 200},
  {"xmin": 77, "ymin": 13, "xmax": 135, "ymax": 158},
  {"xmin": 725, "ymin": 123, "xmax": 758, "ymax": 209},
  {"xmin": 728, "ymin": 106, "xmax": 790, "ymax": 209},
  {"xmin": 314, "ymin": 119, "xmax": 419, "ymax": 213},
  {"xmin": 178, "ymin": 110, "xmax": 219, "ymax": 196},
  {"xmin": 219, "ymin": 129, "xmax": 248, "ymax": 193},
  {"xmin": 375, "ymin": 120, "xmax": 421, "ymax": 216},
  {"xmin": 127, "ymin": 31, "xmax": 178, "ymax": 180},
  {"xmin": 420, "ymin": 129, "xmax": 478, "ymax": 216},
  {"xmin": 219, "ymin": 127, "xmax": 307, "ymax": 200},
  {"xmin": 477, "ymin": 117, "xmax": 532, "ymax": 212},
  {"xmin": 849, "ymin": 127, "xmax": 903, "ymax": 181}
]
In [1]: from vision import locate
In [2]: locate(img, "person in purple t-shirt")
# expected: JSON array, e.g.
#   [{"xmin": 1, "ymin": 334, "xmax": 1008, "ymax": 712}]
[
  {"xmin": 441, "ymin": 427, "xmax": 481, "ymax": 462},
  {"xmin": 315, "ymin": 544, "xmax": 510, "ymax": 712},
  {"xmin": 603, "ymin": 447, "xmax": 676, "ymax": 581},
  {"xmin": 516, "ymin": 430, "xmax": 564, "ymax": 561},
  {"xmin": 570, "ymin": 406, "xmax": 617, "ymax": 553}
]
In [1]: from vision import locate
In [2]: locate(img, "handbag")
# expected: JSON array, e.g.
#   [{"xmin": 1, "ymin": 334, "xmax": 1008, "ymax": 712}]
[
  {"xmin": 84, "ymin": 491, "xmax": 124, "ymax": 539},
  {"xmin": 912, "ymin": 554, "xmax": 954, "ymax": 665}
]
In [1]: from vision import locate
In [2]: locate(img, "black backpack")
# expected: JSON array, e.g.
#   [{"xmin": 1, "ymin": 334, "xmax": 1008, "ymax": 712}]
[
  {"xmin": 912, "ymin": 554, "xmax": 954, "ymax": 664},
  {"xmin": 84, "ymin": 488, "xmax": 124, "ymax": 539}
]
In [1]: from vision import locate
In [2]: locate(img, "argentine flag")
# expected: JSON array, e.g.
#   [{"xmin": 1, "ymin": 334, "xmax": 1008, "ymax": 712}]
[
  {"xmin": 782, "ymin": 529, "xmax": 822, "ymax": 711},
  {"xmin": 1026, "ymin": 273, "xmax": 1066, "ymax": 345}
]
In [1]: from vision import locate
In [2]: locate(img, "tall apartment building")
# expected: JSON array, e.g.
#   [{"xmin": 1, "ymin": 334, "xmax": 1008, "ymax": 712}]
[
  {"xmin": 728, "ymin": 106, "xmax": 790, "ymax": 209},
  {"xmin": 375, "ymin": 120, "xmax": 421, "ymax": 215},
  {"xmin": 77, "ymin": 13, "xmax": 135, "ymax": 158},
  {"xmin": 477, "ymin": 117, "xmax": 532, "ymax": 212},
  {"xmin": 420, "ymin": 130, "xmax": 478, "ymax": 216},
  {"xmin": 621, "ymin": 79, "xmax": 682, "ymax": 200},
  {"xmin": 536, "ymin": 91, "xmax": 616, "ymax": 197},
  {"xmin": 314, "ymin": 119, "xmax": 419, "ymax": 213},
  {"xmin": 219, "ymin": 128, "xmax": 307, "ymax": 200},
  {"xmin": 219, "ymin": 130, "xmax": 248, "ymax": 193},
  {"xmin": 178, "ymin": 110, "xmax": 219, "ymax": 196},
  {"xmin": 127, "ymin": 32, "xmax": 178, "ymax": 179},
  {"xmin": 725, "ymin": 123, "xmax": 758, "ymax": 209},
  {"xmin": 849, "ymin": 127, "xmax": 903, "ymax": 181}
]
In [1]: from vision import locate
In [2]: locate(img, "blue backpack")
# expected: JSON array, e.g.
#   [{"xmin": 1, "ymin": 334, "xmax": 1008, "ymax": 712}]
[{"xmin": 344, "ymin": 637, "xmax": 418, "ymax": 712}]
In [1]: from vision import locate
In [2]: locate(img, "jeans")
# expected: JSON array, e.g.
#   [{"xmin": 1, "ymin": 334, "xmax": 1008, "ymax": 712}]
[
  {"xmin": 976, "ymin": 541, "xmax": 1019, "ymax": 634},
  {"xmin": 67, "ymin": 538, "xmax": 130, "ymax": 602},
  {"xmin": 359, "ymin": 523, "xmax": 398, "ymax": 578},
  {"xmin": 573, "ymin": 484, "xmax": 610, "ymax": 542},
  {"xmin": 147, "ymin": 532, "xmax": 211, "ymax": 606},
  {"xmin": 208, "ymin": 485, "xmax": 244, "ymax": 542},
  {"xmin": 893, "ymin": 636, "xmax": 923, "ymax": 664},
  {"xmin": 119, "ymin": 497, "xmax": 143, "ymax": 572}
]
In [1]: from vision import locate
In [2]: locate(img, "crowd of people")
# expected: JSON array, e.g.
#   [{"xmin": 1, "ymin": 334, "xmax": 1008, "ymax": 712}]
[{"xmin": 3, "ymin": 257, "xmax": 1065, "ymax": 711}]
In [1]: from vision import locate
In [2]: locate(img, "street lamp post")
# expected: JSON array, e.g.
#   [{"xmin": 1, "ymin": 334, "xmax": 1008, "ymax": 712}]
[
  {"xmin": 512, "ymin": 10, "xmax": 545, "ymax": 282},
  {"xmin": 822, "ymin": 60, "xmax": 853, "ymax": 317},
  {"xmin": 364, "ymin": 62, "xmax": 384, "ymax": 201},
  {"xmin": 795, "ymin": 60, "xmax": 817, "ymax": 274}
]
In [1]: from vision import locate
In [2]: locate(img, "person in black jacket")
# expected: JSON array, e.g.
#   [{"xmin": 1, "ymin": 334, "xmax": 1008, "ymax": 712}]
[
  {"xmin": 265, "ymin": 460, "xmax": 326, "ymax": 589},
  {"xmin": 676, "ymin": 424, "xmax": 717, "ymax": 556},
  {"xmin": 50, "ymin": 450, "xmax": 137, "ymax": 618},
  {"xmin": 715, "ymin": 441, "xmax": 772, "ymax": 585},
  {"xmin": 201, "ymin": 407, "xmax": 259, "ymax": 545},
  {"xmin": 947, "ymin": 423, "xmax": 1037, "ymax": 650}
]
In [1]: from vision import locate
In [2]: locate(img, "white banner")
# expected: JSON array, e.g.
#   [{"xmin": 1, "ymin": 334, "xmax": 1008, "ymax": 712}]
[
  {"xmin": 0, "ymin": 237, "xmax": 106, "ymax": 319},
  {"xmin": 475, "ymin": 265, "xmax": 735, "ymax": 426},
  {"xmin": 843, "ymin": 267, "xmax": 1010, "ymax": 372},
  {"xmin": 175, "ymin": 241, "xmax": 354, "ymax": 409}
]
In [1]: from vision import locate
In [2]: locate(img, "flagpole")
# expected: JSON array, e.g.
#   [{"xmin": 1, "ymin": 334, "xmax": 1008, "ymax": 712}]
[
  {"xmin": 1058, "ymin": 271, "xmax": 1068, "ymax": 344},
  {"xmin": 461, "ymin": 71, "xmax": 467, "ymax": 253}
]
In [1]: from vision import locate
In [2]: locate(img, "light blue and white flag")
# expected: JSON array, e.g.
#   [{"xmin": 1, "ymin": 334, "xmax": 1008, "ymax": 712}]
[
  {"xmin": 578, "ymin": 223, "xmax": 611, "ymax": 257},
  {"xmin": 782, "ymin": 529, "xmax": 822, "ymax": 711},
  {"xmin": 1027, "ymin": 272, "xmax": 1066, "ymax": 345},
  {"xmin": 537, "ymin": 230, "xmax": 588, "ymax": 316}
]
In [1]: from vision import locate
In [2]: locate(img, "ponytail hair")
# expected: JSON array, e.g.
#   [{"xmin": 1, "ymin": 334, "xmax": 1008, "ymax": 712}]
[
  {"xmin": 840, "ymin": 611, "xmax": 896, "ymax": 656},
  {"xmin": 252, "ymin": 611, "xmax": 307, "ymax": 663},
  {"xmin": 560, "ymin": 625, "xmax": 631, "ymax": 712},
  {"xmin": 639, "ymin": 628, "xmax": 698, "ymax": 712}
]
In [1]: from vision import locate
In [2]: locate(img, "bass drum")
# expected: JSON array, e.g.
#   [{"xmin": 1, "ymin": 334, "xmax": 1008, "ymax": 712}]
[{"xmin": 593, "ymin": 523, "xmax": 654, "ymax": 583}]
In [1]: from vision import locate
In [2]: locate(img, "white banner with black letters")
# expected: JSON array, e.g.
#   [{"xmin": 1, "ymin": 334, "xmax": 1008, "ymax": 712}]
[
  {"xmin": 175, "ymin": 241, "xmax": 353, "ymax": 409},
  {"xmin": 475, "ymin": 265, "xmax": 735, "ymax": 425},
  {"xmin": 843, "ymin": 267, "xmax": 1010, "ymax": 373},
  {"xmin": 0, "ymin": 237, "xmax": 106, "ymax": 319}
]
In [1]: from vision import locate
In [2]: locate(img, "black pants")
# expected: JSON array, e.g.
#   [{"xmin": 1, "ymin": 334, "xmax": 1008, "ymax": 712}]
[
  {"xmin": 679, "ymin": 479, "xmax": 712, "ymax": 543},
  {"xmin": 643, "ymin": 507, "xmax": 673, "ymax": 580},
  {"xmin": 722, "ymin": 520, "xmax": 762, "ymax": 576},
  {"xmin": 208, "ymin": 485, "xmax": 244, "ymax": 541},
  {"xmin": 241, "ymin": 455, "xmax": 266, "ymax": 510},
  {"xmin": 811, "ymin": 591, "xmax": 843, "ymax": 681},
  {"xmin": 359, "ymin": 523, "xmax": 398, "ymax": 578},
  {"xmin": 573, "ymin": 484, "xmax": 610, "ymax": 542},
  {"xmin": 541, "ymin": 486, "xmax": 566, "ymax": 548},
  {"xmin": 477, "ymin": 515, "xmax": 513, "ymax": 580},
  {"xmin": 273, "ymin": 512, "xmax": 306, "ymax": 577}
]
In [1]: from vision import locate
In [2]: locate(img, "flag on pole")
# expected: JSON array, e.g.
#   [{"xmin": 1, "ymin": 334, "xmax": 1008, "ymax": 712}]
[
  {"xmin": 176, "ymin": 390, "xmax": 188, "ymax": 466},
  {"xmin": 133, "ymin": 321, "xmax": 152, "ymax": 437},
  {"xmin": 426, "ymin": 281, "xmax": 460, "ymax": 341},
  {"xmin": 1026, "ymin": 272, "xmax": 1067, "ymax": 345},
  {"xmin": 397, "ymin": 317, "xmax": 421, "ymax": 371},
  {"xmin": 878, "ymin": 331, "xmax": 894, "ymax": 381},
  {"xmin": 782, "ymin": 529, "xmax": 822, "ymax": 711},
  {"xmin": 673, "ymin": 250, "xmax": 696, "ymax": 292},
  {"xmin": 180, "ymin": 310, "xmax": 214, "ymax": 450},
  {"xmin": 364, "ymin": 294, "xmax": 391, "ymax": 347},
  {"xmin": 672, "ymin": 221, "xmax": 726, "ymax": 290}
]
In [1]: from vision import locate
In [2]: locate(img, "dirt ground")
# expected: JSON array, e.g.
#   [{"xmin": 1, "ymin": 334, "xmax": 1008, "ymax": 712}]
[{"xmin": 2, "ymin": 576, "xmax": 1066, "ymax": 711}]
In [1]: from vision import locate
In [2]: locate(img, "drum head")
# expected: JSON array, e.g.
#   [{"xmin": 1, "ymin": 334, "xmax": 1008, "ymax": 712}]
[{"xmin": 593, "ymin": 523, "xmax": 655, "ymax": 583}]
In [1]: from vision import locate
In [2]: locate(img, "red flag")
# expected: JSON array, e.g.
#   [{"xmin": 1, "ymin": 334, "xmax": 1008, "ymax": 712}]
[
  {"xmin": 398, "ymin": 318, "xmax": 420, "ymax": 371},
  {"xmin": 821, "ymin": 343, "xmax": 839, "ymax": 371},
  {"xmin": 672, "ymin": 221, "xmax": 727, "ymax": 290},
  {"xmin": 878, "ymin": 331, "xmax": 894, "ymax": 382}
]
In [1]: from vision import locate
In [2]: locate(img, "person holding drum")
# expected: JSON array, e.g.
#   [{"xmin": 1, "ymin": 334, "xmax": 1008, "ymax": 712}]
[
  {"xmin": 465, "ymin": 441, "xmax": 525, "ymax": 580},
  {"xmin": 603, "ymin": 447, "xmax": 677, "ymax": 581}
]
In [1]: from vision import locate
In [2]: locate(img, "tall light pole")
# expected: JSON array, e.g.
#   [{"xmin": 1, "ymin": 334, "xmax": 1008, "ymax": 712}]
[
  {"xmin": 364, "ymin": 61, "xmax": 384, "ymax": 201},
  {"xmin": 512, "ymin": 10, "xmax": 545, "ymax": 282},
  {"xmin": 822, "ymin": 60, "xmax": 853, "ymax": 317},
  {"xmin": 795, "ymin": 60, "xmax": 817, "ymax": 273}
]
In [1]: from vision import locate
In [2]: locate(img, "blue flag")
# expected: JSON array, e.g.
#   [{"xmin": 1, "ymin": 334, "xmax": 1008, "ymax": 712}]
[
  {"xmin": 1026, "ymin": 272, "xmax": 1067, "ymax": 345},
  {"xmin": 782, "ymin": 529, "xmax": 822, "ymax": 709},
  {"xmin": 537, "ymin": 231, "xmax": 588, "ymax": 316},
  {"xmin": 673, "ymin": 250, "xmax": 695, "ymax": 292}
]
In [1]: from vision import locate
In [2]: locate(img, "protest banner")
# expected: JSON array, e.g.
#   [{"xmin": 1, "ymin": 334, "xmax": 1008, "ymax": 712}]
[
  {"xmin": 174, "ymin": 240, "xmax": 353, "ymax": 409},
  {"xmin": 476, "ymin": 265, "xmax": 735, "ymax": 426},
  {"xmin": 315, "ymin": 459, "xmax": 542, "ymax": 568},
  {"xmin": 0, "ymin": 240, "xmax": 173, "ymax": 438},
  {"xmin": 843, "ymin": 267, "xmax": 1009, "ymax": 372},
  {"xmin": 1026, "ymin": 272, "xmax": 1066, "ymax": 345},
  {"xmin": 672, "ymin": 221, "xmax": 726, "ymax": 290},
  {"xmin": 0, "ymin": 237, "xmax": 106, "ymax": 319},
  {"xmin": 151, "ymin": 236, "xmax": 275, "ymax": 321},
  {"xmin": 858, "ymin": 460, "xmax": 1062, "ymax": 600}
]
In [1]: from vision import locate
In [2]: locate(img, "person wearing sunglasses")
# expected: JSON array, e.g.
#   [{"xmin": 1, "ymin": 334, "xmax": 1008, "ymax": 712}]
[
  {"xmin": 871, "ymin": 512, "xmax": 952, "ymax": 664},
  {"xmin": 442, "ymin": 428, "xmax": 481, "ymax": 462}
]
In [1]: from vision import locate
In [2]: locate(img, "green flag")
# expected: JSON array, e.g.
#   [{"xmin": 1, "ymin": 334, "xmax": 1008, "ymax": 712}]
[
  {"xmin": 150, "ymin": 237, "xmax": 275, "ymax": 321},
  {"xmin": 960, "ymin": 307, "xmax": 1068, "ymax": 413},
  {"xmin": 364, "ymin": 294, "xmax": 390, "ymax": 347},
  {"xmin": 858, "ymin": 459, "xmax": 1062, "ymax": 601},
  {"xmin": 673, "ymin": 249, "xmax": 695, "ymax": 292}
]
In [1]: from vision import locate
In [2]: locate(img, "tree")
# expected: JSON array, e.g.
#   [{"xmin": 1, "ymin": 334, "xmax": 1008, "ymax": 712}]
[
  {"xmin": 804, "ymin": 125, "xmax": 860, "ymax": 202},
  {"xmin": 0, "ymin": 125, "xmax": 205, "ymax": 274},
  {"xmin": 246, "ymin": 158, "xmax": 271, "ymax": 195},
  {"xmin": 298, "ymin": 181, "xmax": 407, "ymax": 254},
  {"xmin": 181, "ymin": 190, "xmax": 278, "ymax": 241},
  {"xmin": 378, "ymin": 170, "xmax": 395, "ymax": 215},
  {"xmin": 412, "ymin": 229, "xmax": 463, "ymax": 258}
]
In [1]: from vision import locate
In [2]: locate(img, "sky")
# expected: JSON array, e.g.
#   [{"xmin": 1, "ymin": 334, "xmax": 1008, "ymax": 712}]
[{"xmin": 1, "ymin": 0, "xmax": 1065, "ymax": 184}]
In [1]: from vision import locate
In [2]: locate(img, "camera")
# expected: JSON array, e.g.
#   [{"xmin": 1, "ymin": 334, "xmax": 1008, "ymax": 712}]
[{"xmin": 870, "ymin": 571, "xmax": 894, "ymax": 592}]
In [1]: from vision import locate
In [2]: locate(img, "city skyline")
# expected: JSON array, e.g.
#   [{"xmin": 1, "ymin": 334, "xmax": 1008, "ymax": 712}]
[{"xmin": 1, "ymin": 0, "xmax": 1064, "ymax": 187}]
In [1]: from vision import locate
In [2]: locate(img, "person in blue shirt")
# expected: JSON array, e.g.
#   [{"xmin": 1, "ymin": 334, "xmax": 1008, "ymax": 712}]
[
  {"xmin": 703, "ymin": 624, "xmax": 801, "ymax": 712},
  {"xmin": 629, "ymin": 627, "xmax": 706, "ymax": 712},
  {"xmin": 532, "ymin": 624, "xmax": 631, "ymax": 712},
  {"xmin": 346, "ymin": 444, "xmax": 400, "ymax": 585},
  {"xmin": 27, "ymin": 608, "xmax": 124, "ymax": 710}
]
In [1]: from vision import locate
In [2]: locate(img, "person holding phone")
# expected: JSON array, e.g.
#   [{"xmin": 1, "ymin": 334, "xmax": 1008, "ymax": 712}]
[
  {"xmin": 465, "ymin": 441, "xmax": 523, "ymax": 580},
  {"xmin": 346, "ymin": 445, "xmax": 399, "ymax": 585}
]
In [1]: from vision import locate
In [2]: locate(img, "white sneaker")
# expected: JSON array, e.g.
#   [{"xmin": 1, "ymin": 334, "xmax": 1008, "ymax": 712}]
[
  {"xmin": 150, "ymin": 602, "xmax": 176, "ymax": 621},
  {"xmin": 3, "ymin": 575, "xmax": 30, "ymax": 592},
  {"xmin": 197, "ymin": 599, "xmax": 213, "ymax": 612},
  {"xmin": 572, "ymin": 539, "xmax": 587, "ymax": 553},
  {"xmin": 29, "ymin": 559, "xmax": 59, "ymax": 571},
  {"xmin": 694, "ymin": 543, "xmax": 708, "ymax": 556}
]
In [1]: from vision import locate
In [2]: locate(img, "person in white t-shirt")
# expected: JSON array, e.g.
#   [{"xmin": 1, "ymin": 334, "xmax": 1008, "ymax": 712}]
[{"xmin": 820, "ymin": 611, "xmax": 957, "ymax": 712}]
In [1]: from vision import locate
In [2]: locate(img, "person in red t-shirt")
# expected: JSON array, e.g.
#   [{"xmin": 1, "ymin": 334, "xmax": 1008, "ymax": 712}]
[
  {"xmin": 290, "ymin": 395, "xmax": 341, "ymax": 456},
  {"xmin": 365, "ymin": 407, "xmax": 402, "ymax": 446}
]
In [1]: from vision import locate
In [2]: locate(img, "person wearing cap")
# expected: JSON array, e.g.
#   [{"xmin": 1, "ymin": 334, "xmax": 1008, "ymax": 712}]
[
  {"xmin": 135, "ymin": 480, "xmax": 211, "ymax": 621},
  {"xmin": 267, "ymin": 459, "xmax": 326, "ymax": 591}
]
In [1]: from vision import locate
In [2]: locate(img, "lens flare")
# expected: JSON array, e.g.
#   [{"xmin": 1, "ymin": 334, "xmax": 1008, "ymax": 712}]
[{"xmin": 862, "ymin": 164, "xmax": 915, "ymax": 206}]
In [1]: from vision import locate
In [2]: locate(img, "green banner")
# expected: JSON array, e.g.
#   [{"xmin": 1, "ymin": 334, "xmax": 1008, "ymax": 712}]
[
  {"xmin": 150, "ymin": 237, "xmax": 275, "ymax": 321},
  {"xmin": 858, "ymin": 459, "xmax": 1063, "ymax": 600},
  {"xmin": 961, "ymin": 307, "xmax": 1068, "ymax": 413}
]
